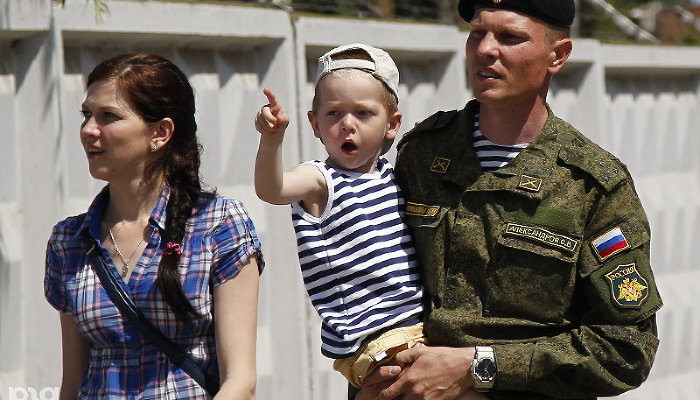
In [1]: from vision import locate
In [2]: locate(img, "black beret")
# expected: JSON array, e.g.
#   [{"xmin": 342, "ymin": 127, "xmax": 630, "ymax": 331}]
[{"xmin": 458, "ymin": 0, "xmax": 575, "ymax": 28}]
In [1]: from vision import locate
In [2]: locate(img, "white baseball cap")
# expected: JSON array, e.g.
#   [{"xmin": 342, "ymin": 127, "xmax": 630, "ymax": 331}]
[{"xmin": 316, "ymin": 43, "xmax": 399, "ymax": 103}]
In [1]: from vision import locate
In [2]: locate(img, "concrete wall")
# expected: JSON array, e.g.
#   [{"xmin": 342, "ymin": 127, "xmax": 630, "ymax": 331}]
[{"xmin": 0, "ymin": 0, "xmax": 698, "ymax": 399}]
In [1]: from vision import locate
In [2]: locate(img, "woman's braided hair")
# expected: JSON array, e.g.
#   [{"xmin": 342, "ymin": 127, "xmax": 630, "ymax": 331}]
[{"xmin": 88, "ymin": 53, "xmax": 215, "ymax": 320}]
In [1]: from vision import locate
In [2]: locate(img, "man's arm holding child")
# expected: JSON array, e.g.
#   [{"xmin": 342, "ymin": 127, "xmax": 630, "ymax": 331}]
[{"xmin": 355, "ymin": 346, "xmax": 487, "ymax": 400}]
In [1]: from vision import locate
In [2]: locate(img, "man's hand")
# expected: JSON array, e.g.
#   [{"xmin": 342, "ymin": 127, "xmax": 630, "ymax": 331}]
[
  {"xmin": 377, "ymin": 346, "xmax": 476, "ymax": 400},
  {"xmin": 354, "ymin": 365, "xmax": 402, "ymax": 400},
  {"xmin": 255, "ymin": 88, "xmax": 289, "ymax": 137}
]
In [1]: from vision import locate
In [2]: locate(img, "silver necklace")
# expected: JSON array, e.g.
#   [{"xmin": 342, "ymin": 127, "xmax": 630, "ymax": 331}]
[{"xmin": 108, "ymin": 227, "xmax": 146, "ymax": 277}]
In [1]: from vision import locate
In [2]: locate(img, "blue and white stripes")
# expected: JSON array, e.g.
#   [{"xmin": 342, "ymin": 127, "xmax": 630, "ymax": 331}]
[
  {"xmin": 292, "ymin": 158, "xmax": 423, "ymax": 358},
  {"xmin": 473, "ymin": 113, "xmax": 529, "ymax": 173}
]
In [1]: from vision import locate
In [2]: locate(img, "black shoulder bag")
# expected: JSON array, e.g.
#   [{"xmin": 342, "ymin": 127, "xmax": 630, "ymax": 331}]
[{"xmin": 85, "ymin": 239, "xmax": 220, "ymax": 396}]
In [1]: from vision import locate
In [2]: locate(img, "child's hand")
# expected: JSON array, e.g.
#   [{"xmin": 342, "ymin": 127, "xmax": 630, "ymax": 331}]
[{"xmin": 255, "ymin": 88, "xmax": 289, "ymax": 137}]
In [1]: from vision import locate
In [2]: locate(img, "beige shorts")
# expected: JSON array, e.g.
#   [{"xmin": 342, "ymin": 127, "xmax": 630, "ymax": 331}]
[{"xmin": 333, "ymin": 322, "xmax": 426, "ymax": 387}]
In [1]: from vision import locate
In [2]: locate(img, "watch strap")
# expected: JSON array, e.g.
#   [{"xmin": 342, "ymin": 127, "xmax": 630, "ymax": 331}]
[{"xmin": 471, "ymin": 345, "xmax": 497, "ymax": 391}]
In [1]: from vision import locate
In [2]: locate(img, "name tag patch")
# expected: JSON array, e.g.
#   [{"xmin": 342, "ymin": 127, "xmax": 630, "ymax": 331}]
[
  {"xmin": 605, "ymin": 262, "xmax": 648, "ymax": 308},
  {"xmin": 503, "ymin": 223, "xmax": 578, "ymax": 254},
  {"xmin": 406, "ymin": 202, "xmax": 440, "ymax": 217}
]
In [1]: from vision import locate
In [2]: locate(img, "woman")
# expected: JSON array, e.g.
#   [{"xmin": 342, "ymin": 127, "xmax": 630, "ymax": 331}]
[{"xmin": 44, "ymin": 53, "xmax": 263, "ymax": 399}]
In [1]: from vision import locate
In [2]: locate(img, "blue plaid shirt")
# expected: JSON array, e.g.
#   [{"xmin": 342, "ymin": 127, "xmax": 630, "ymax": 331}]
[{"xmin": 45, "ymin": 184, "xmax": 264, "ymax": 399}]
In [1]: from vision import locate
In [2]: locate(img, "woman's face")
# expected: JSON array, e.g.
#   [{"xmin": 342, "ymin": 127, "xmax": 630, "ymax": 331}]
[{"xmin": 80, "ymin": 79, "xmax": 159, "ymax": 184}]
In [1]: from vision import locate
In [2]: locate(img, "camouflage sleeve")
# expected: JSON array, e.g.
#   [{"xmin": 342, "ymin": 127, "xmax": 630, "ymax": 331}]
[{"xmin": 492, "ymin": 178, "xmax": 662, "ymax": 398}]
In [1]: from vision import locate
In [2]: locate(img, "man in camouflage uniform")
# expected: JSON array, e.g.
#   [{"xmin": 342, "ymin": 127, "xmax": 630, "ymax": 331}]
[{"xmin": 354, "ymin": 0, "xmax": 662, "ymax": 399}]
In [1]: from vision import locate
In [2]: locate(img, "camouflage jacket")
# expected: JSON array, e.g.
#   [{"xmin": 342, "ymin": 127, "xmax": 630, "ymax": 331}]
[{"xmin": 394, "ymin": 100, "xmax": 662, "ymax": 399}]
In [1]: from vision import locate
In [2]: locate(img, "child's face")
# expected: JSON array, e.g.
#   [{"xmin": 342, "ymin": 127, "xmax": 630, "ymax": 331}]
[{"xmin": 308, "ymin": 69, "xmax": 401, "ymax": 174}]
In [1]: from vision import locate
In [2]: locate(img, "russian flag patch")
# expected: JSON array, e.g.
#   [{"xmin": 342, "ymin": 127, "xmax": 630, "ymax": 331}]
[{"xmin": 592, "ymin": 227, "xmax": 630, "ymax": 261}]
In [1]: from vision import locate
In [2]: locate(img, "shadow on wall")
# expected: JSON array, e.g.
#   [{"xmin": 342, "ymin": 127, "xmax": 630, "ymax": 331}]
[{"xmin": 0, "ymin": 203, "xmax": 23, "ymax": 379}]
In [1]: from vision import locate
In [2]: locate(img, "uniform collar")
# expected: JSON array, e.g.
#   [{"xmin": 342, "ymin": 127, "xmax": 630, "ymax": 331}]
[
  {"xmin": 471, "ymin": 104, "xmax": 563, "ymax": 199},
  {"xmin": 435, "ymin": 100, "xmax": 563, "ymax": 200},
  {"xmin": 433, "ymin": 100, "xmax": 484, "ymax": 189},
  {"xmin": 491, "ymin": 106, "xmax": 561, "ymax": 169}
]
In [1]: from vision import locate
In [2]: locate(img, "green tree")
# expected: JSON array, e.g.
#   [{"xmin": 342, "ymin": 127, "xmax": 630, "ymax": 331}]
[
  {"xmin": 290, "ymin": 0, "xmax": 383, "ymax": 17},
  {"xmin": 580, "ymin": 0, "xmax": 698, "ymax": 42},
  {"xmin": 60, "ymin": 0, "xmax": 109, "ymax": 21}
]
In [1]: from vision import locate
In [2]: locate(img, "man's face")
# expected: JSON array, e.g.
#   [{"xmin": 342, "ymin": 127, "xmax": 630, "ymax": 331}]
[{"xmin": 466, "ymin": 8, "xmax": 557, "ymax": 108}]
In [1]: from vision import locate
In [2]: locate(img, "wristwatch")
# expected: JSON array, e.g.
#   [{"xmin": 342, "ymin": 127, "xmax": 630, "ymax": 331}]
[{"xmin": 470, "ymin": 345, "xmax": 497, "ymax": 391}]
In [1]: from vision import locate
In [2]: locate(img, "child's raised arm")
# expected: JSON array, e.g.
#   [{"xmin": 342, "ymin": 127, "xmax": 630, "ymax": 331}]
[
  {"xmin": 254, "ymin": 89, "xmax": 327, "ymax": 215},
  {"xmin": 254, "ymin": 88, "xmax": 289, "ymax": 137}
]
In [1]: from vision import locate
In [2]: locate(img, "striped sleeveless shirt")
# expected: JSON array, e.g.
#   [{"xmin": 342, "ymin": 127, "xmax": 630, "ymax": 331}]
[{"xmin": 291, "ymin": 157, "xmax": 424, "ymax": 358}]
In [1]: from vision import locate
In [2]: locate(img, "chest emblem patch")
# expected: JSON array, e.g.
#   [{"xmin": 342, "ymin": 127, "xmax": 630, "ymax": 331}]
[
  {"xmin": 518, "ymin": 175, "xmax": 542, "ymax": 192},
  {"xmin": 430, "ymin": 157, "xmax": 451, "ymax": 174},
  {"xmin": 605, "ymin": 263, "xmax": 648, "ymax": 308},
  {"xmin": 503, "ymin": 223, "xmax": 578, "ymax": 254},
  {"xmin": 592, "ymin": 227, "xmax": 630, "ymax": 261}
]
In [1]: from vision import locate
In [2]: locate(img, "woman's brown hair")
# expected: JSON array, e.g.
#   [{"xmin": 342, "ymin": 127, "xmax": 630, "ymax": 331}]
[{"xmin": 88, "ymin": 53, "xmax": 215, "ymax": 321}]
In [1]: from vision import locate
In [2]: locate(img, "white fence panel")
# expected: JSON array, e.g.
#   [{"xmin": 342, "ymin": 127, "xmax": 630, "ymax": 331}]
[{"xmin": 1, "ymin": 1, "xmax": 699, "ymax": 399}]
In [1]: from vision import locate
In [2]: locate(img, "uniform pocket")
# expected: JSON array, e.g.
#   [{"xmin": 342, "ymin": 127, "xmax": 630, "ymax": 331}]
[{"xmin": 488, "ymin": 221, "xmax": 582, "ymax": 323}]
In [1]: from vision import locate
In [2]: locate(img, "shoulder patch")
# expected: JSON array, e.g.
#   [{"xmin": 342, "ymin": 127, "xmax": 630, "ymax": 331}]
[
  {"xmin": 605, "ymin": 262, "xmax": 649, "ymax": 308},
  {"xmin": 558, "ymin": 145, "xmax": 627, "ymax": 192},
  {"xmin": 592, "ymin": 227, "xmax": 630, "ymax": 261}
]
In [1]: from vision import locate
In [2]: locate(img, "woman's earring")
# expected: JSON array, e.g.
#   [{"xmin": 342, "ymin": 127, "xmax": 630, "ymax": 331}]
[{"xmin": 152, "ymin": 144, "xmax": 158, "ymax": 153}]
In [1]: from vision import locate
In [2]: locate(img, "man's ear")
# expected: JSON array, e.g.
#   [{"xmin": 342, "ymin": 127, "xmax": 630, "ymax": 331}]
[
  {"xmin": 385, "ymin": 111, "xmax": 402, "ymax": 141},
  {"xmin": 548, "ymin": 38, "xmax": 573, "ymax": 74},
  {"xmin": 152, "ymin": 118, "xmax": 174, "ymax": 151},
  {"xmin": 308, "ymin": 111, "xmax": 322, "ymax": 140}
]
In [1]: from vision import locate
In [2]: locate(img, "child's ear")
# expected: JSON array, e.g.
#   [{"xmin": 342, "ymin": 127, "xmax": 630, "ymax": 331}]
[
  {"xmin": 308, "ymin": 111, "xmax": 322, "ymax": 139},
  {"xmin": 385, "ymin": 111, "xmax": 402, "ymax": 140}
]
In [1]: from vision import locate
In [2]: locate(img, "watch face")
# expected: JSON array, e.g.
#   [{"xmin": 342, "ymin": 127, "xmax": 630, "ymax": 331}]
[{"xmin": 476, "ymin": 358, "xmax": 497, "ymax": 381}]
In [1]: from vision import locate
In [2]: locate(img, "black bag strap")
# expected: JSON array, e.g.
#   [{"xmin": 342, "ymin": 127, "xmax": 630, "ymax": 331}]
[{"xmin": 85, "ymin": 239, "xmax": 220, "ymax": 396}]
